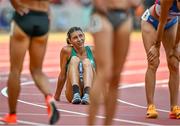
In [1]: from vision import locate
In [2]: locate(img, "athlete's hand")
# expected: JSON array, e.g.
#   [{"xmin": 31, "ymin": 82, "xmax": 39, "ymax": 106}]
[
  {"xmin": 147, "ymin": 45, "xmax": 160, "ymax": 62},
  {"xmin": 54, "ymin": 95, "xmax": 60, "ymax": 102}
]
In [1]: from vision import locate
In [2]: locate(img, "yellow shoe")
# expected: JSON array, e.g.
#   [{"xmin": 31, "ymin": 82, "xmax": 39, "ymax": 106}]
[
  {"xmin": 169, "ymin": 106, "xmax": 180, "ymax": 119},
  {"xmin": 146, "ymin": 104, "xmax": 158, "ymax": 118}
]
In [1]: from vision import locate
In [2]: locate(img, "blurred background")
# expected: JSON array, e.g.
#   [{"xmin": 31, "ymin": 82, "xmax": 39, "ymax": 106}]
[{"xmin": 0, "ymin": 0, "xmax": 154, "ymax": 33}]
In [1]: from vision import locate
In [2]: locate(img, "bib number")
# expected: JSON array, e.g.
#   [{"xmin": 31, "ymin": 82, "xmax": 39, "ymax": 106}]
[{"xmin": 141, "ymin": 9, "xmax": 150, "ymax": 21}]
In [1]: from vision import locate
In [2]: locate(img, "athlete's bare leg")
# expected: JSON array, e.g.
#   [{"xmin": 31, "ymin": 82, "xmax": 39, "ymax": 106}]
[
  {"xmin": 8, "ymin": 22, "xmax": 30, "ymax": 113},
  {"xmin": 68, "ymin": 56, "xmax": 81, "ymax": 87},
  {"xmin": 29, "ymin": 33, "xmax": 51, "ymax": 95},
  {"xmin": 104, "ymin": 17, "xmax": 132, "ymax": 125},
  {"xmin": 88, "ymin": 14, "xmax": 113, "ymax": 125},
  {"xmin": 65, "ymin": 56, "xmax": 81, "ymax": 102},
  {"xmin": 82, "ymin": 58, "xmax": 95, "ymax": 88},
  {"xmin": 141, "ymin": 20, "xmax": 159, "ymax": 106},
  {"xmin": 162, "ymin": 23, "xmax": 179, "ymax": 109},
  {"xmin": 175, "ymin": 22, "xmax": 180, "ymax": 46}
]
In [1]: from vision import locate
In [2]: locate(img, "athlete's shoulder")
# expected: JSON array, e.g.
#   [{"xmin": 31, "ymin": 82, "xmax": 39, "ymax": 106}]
[{"xmin": 61, "ymin": 45, "xmax": 73, "ymax": 55}]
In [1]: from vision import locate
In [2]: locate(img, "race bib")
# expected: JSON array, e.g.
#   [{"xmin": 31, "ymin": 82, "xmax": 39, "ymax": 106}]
[{"xmin": 141, "ymin": 9, "xmax": 150, "ymax": 21}]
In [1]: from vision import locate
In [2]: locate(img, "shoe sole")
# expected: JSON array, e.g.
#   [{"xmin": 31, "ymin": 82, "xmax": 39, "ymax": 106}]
[
  {"xmin": 72, "ymin": 99, "xmax": 81, "ymax": 104},
  {"xmin": 81, "ymin": 100, "xmax": 89, "ymax": 105},
  {"xmin": 49, "ymin": 102, "xmax": 60, "ymax": 125},
  {"xmin": 0, "ymin": 117, "xmax": 17, "ymax": 124},
  {"xmin": 0, "ymin": 121, "xmax": 17, "ymax": 125},
  {"xmin": 169, "ymin": 113, "xmax": 180, "ymax": 119},
  {"xmin": 146, "ymin": 113, "xmax": 158, "ymax": 119}
]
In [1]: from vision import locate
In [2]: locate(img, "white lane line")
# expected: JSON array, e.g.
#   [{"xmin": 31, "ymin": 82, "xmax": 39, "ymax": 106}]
[
  {"xmin": 0, "ymin": 119, "xmax": 49, "ymax": 125},
  {"xmin": 1, "ymin": 79, "xmax": 163, "ymax": 126},
  {"xmin": 0, "ymin": 112, "xmax": 86, "ymax": 117},
  {"xmin": 0, "ymin": 59, "xmax": 168, "ymax": 67},
  {"xmin": 0, "ymin": 66, "xmax": 169, "ymax": 76},
  {"xmin": 17, "ymin": 120, "xmax": 49, "ymax": 126},
  {"xmin": 118, "ymin": 79, "xmax": 169, "ymax": 113}
]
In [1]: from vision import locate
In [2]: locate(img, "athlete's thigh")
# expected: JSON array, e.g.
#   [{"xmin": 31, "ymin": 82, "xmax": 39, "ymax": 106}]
[
  {"xmin": 175, "ymin": 21, "xmax": 180, "ymax": 44},
  {"xmin": 113, "ymin": 17, "xmax": 132, "ymax": 72},
  {"xmin": 29, "ymin": 34, "xmax": 48, "ymax": 69},
  {"xmin": 9, "ymin": 21, "xmax": 30, "ymax": 71},
  {"xmin": 68, "ymin": 56, "xmax": 80, "ymax": 84},
  {"xmin": 141, "ymin": 20, "xmax": 157, "ymax": 54},
  {"xmin": 82, "ymin": 59, "xmax": 94, "ymax": 86},
  {"xmin": 91, "ymin": 13, "xmax": 114, "ymax": 71},
  {"xmin": 162, "ymin": 23, "xmax": 178, "ymax": 56}
]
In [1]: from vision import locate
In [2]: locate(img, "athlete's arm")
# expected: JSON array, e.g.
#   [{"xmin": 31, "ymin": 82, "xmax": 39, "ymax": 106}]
[
  {"xmin": 155, "ymin": 0, "xmax": 174, "ymax": 47},
  {"xmin": 56, "ymin": 47, "xmax": 69, "ymax": 99}
]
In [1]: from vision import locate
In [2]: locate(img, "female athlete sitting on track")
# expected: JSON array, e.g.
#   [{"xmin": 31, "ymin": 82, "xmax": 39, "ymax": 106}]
[
  {"xmin": 141, "ymin": 0, "xmax": 180, "ymax": 119},
  {"xmin": 54, "ymin": 27, "xmax": 96, "ymax": 105},
  {"xmin": 0, "ymin": 0, "xmax": 60, "ymax": 125}
]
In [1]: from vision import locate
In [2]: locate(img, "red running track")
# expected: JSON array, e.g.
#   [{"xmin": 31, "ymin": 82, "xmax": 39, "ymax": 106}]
[{"xmin": 0, "ymin": 33, "xmax": 180, "ymax": 125}]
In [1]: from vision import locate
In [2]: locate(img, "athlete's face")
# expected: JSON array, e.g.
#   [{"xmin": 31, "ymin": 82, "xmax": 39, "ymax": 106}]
[{"xmin": 69, "ymin": 30, "xmax": 85, "ymax": 48}]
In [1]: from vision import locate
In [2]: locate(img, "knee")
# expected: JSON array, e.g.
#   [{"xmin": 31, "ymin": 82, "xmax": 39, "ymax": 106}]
[
  {"xmin": 167, "ymin": 56, "xmax": 179, "ymax": 72},
  {"xmin": 148, "ymin": 58, "xmax": 160, "ymax": 71},
  {"xmin": 30, "ymin": 67, "xmax": 42, "ymax": 78},
  {"xmin": 100, "ymin": 67, "xmax": 113, "ymax": 82},
  {"xmin": 82, "ymin": 59, "xmax": 91, "ymax": 68},
  {"xmin": 70, "ymin": 56, "xmax": 80, "ymax": 66},
  {"xmin": 105, "ymin": 69, "xmax": 121, "ymax": 90},
  {"xmin": 9, "ymin": 68, "xmax": 21, "ymax": 77}
]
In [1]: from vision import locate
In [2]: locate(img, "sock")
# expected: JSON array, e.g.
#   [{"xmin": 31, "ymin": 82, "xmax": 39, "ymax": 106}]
[
  {"xmin": 83, "ymin": 87, "xmax": 90, "ymax": 94},
  {"xmin": 72, "ymin": 84, "xmax": 80, "ymax": 95}
]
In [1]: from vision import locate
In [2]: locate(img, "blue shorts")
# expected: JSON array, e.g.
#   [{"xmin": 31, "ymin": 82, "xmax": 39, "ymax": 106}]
[{"xmin": 141, "ymin": 9, "xmax": 178, "ymax": 30}]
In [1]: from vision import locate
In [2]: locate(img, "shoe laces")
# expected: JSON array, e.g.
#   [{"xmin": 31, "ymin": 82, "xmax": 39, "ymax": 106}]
[
  {"xmin": 73, "ymin": 93, "xmax": 81, "ymax": 99},
  {"xmin": 82, "ymin": 94, "xmax": 89, "ymax": 101}
]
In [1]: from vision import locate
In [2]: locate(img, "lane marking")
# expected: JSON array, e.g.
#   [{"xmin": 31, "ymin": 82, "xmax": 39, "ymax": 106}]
[
  {"xmin": 0, "ymin": 112, "xmax": 88, "ymax": 117},
  {"xmin": 1, "ymin": 79, "xmax": 163, "ymax": 126},
  {"xmin": 0, "ymin": 59, "xmax": 167, "ymax": 67},
  {"xmin": 118, "ymin": 79, "xmax": 170, "ymax": 113},
  {"xmin": 0, "ymin": 66, "xmax": 169, "ymax": 76}
]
